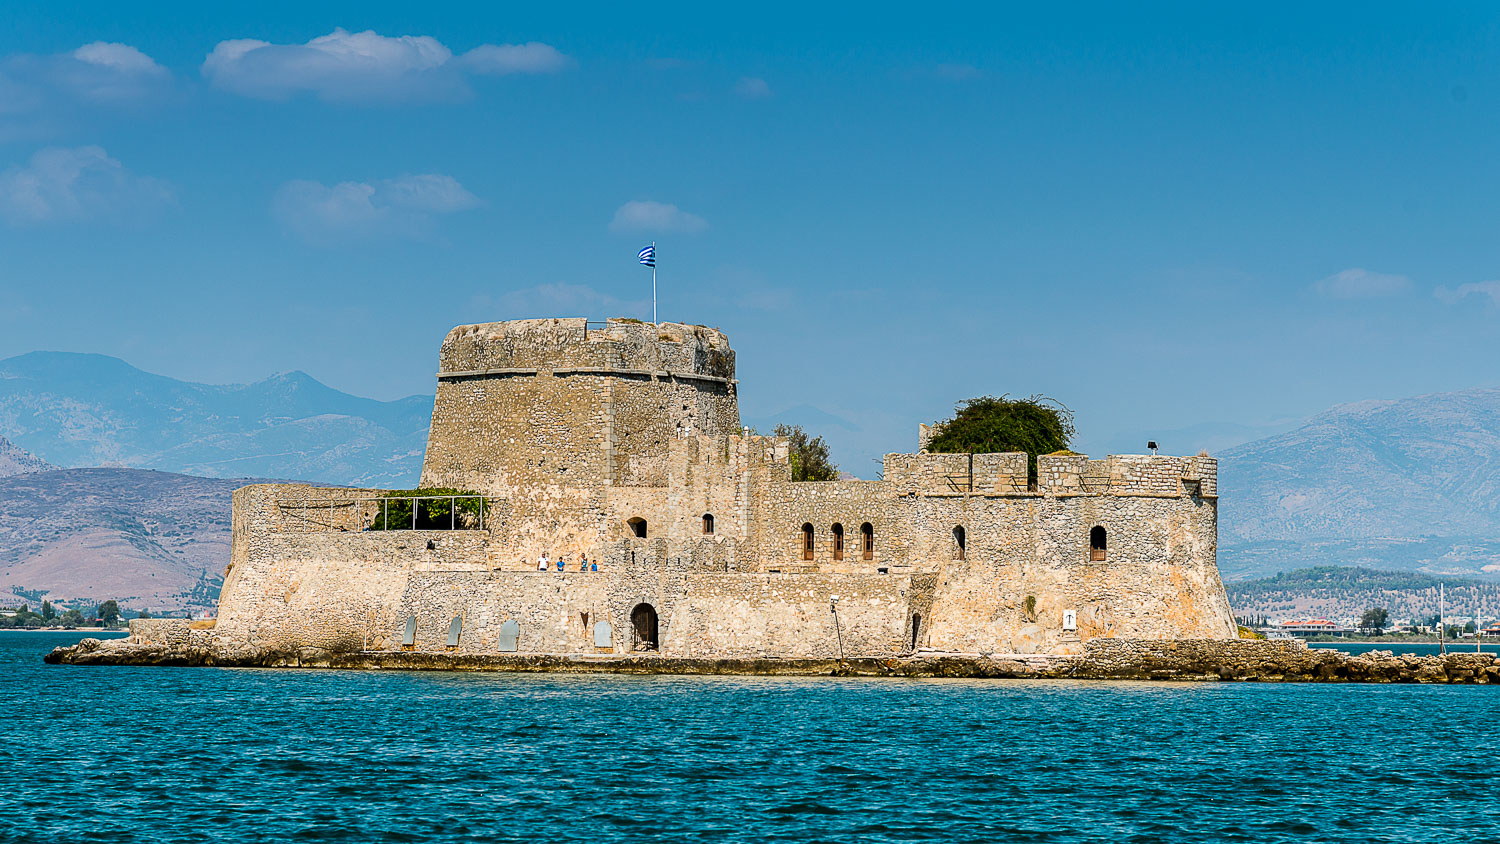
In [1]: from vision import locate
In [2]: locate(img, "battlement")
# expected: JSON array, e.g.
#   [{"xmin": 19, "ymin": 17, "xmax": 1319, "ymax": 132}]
[
  {"xmin": 882, "ymin": 451, "xmax": 1216, "ymax": 498},
  {"xmin": 436, "ymin": 318, "xmax": 735, "ymax": 383},
  {"xmin": 211, "ymin": 314, "xmax": 1234, "ymax": 662}
]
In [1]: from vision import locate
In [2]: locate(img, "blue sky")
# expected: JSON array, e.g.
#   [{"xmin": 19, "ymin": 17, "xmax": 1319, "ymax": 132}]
[{"xmin": 3, "ymin": 2, "xmax": 1500, "ymax": 474}]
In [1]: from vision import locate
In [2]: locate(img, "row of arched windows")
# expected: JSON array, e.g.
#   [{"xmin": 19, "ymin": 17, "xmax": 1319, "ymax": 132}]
[
  {"xmin": 801, "ymin": 522, "xmax": 875, "ymax": 561},
  {"xmin": 656, "ymin": 514, "xmax": 1108, "ymax": 563},
  {"xmin": 793, "ymin": 523, "xmax": 1108, "ymax": 562}
]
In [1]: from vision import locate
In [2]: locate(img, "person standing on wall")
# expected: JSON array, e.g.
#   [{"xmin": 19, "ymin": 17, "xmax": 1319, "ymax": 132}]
[{"xmin": 538, "ymin": 552, "xmax": 549, "ymax": 572}]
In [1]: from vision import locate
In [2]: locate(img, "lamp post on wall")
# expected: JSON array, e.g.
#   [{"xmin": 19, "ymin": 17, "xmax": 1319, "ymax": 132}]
[{"xmin": 830, "ymin": 595, "xmax": 845, "ymax": 663}]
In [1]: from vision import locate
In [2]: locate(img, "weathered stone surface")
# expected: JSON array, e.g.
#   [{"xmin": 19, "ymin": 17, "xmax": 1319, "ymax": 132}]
[{"xmin": 88, "ymin": 317, "xmax": 1241, "ymax": 668}]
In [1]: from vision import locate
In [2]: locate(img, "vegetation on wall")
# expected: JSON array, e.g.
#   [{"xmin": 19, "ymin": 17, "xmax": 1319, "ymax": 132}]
[
  {"xmin": 368, "ymin": 488, "xmax": 490, "ymax": 530},
  {"xmin": 772, "ymin": 424, "xmax": 840, "ymax": 482},
  {"xmin": 926, "ymin": 395, "xmax": 1076, "ymax": 482}
]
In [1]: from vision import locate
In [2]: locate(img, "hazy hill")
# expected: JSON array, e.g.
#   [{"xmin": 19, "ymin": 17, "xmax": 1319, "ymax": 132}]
[
  {"xmin": 0, "ymin": 468, "xmax": 259, "ymax": 612},
  {"xmin": 1218, "ymin": 387, "xmax": 1500, "ymax": 580},
  {"xmin": 0, "ymin": 435, "xmax": 51, "ymax": 477},
  {"xmin": 1225, "ymin": 566, "xmax": 1500, "ymax": 623},
  {"xmin": 0, "ymin": 352, "xmax": 431, "ymax": 487}
]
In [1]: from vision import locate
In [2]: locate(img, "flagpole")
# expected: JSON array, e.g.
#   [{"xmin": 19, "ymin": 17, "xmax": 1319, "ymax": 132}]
[{"xmin": 651, "ymin": 240, "xmax": 657, "ymax": 325}]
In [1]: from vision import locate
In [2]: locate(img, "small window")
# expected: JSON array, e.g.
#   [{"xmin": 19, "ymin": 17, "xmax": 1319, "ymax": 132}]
[
  {"xmin": 801, "ymin": 523, "xmax": 815, "ymax": 561},
  {"xmin": 702, "ymin": 513, "xmax": 715, "ymax": 535},
  {"xmin": 629, "ymin": 517, "xmax": 648, "ymax": 539},
  {"xmin": 1090, "ymin": 525, "xmax": 1107, "ymax": 561},
  {"xmin": 831, "ymin": 523, "xmax": 845, "ymax": 561},
  {"xmin": 953, "ymin": 525, "xmax": 966, "ymax": 561},
  {"xmin": 860, "ymin": 522, "xmax": 874, "ymax": 560}
]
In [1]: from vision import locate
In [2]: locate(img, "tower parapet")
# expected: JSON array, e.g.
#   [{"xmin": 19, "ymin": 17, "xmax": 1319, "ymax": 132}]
[
  {"xmin": 436, "ymin": 317, "xmax": 735, "ymax": 382},
  {"xmin": 421, "ymin": 317, "xmax": 741, "ymax": 502}
]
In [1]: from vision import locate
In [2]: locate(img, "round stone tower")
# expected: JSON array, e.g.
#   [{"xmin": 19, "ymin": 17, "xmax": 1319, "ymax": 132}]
[{"xmin": 419, "ymin": 317, "xmax": 739, "ymax": 498}]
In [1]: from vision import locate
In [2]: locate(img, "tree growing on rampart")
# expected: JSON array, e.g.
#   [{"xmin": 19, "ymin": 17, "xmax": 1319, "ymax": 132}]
[
  {"xmin": 772, "ymin": 424, "xmax": 839, "ymax": 482},
  {"xmin": 925, "ymin": 395, "xmax": 1075, "ymax": 483}
]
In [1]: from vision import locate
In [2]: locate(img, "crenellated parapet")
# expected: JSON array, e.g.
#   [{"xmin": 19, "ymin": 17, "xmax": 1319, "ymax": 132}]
[
  {"xmin": 882, "ymin": 451, "xmax": 1216, "ymax": 498},
  {"xmin": 435, "ymin": 317, "xmax": 735, "ymax": 383},
  {"xmin": 1037, "ymin": 453, "xmax": 1217, "ymax": 497},
  {"xmin": 204, "ymin": 315, "xmax": 1235, "ymax": 662}
]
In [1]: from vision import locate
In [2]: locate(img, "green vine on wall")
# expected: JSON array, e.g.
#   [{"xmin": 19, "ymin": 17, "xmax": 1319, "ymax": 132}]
[{"xmin": 368, "ymin": 488, "xmax": 490, "ymax": 530}]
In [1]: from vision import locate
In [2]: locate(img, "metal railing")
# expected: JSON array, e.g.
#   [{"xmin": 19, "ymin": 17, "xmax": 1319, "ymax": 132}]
[{"xmin": 274, "ymin": 495, "xmax": 493, "ymax": 532}]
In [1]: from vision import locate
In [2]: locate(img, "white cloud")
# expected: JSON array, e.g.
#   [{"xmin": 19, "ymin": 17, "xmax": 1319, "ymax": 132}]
[
  {"xmin": 734, "ymin": 76, "xmax": 772, "ymax": 99},
  {"xmin": 1311, "ymin": 268, "xmax": 1413, "ymax": 299},
  {"xmin": 609, "ymin": 200, "xmax": 708, "ymax": 234},
  {"xmin": 0, "ymin": 41, "xmax": 170, "ymax": 119},
  {"xmin": 202, "ymin": 28, "xmax": 569, "ymax": 103},
  {"xmin": 459, "ymin": 42, "xmax": 572, "ymax": 75},
  {"xmin": 1435, "ymin": 281, "xmax": 1500, "ymax": 306},
  {"xmin": 0, "ymin": 146, "xmax": 172, "ymax": 225},
  {"xmin": 273, "ymin": 173, "xmax": 481, "ymax": 243}
]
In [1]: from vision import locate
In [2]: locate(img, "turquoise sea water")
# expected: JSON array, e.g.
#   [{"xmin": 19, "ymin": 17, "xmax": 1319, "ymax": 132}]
[{"xmin": 6, "ymin": 632, "xmax": 1500, "ymax": 844}]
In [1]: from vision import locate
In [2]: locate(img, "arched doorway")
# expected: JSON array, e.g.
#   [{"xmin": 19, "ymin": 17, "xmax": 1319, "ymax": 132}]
[
  {"xmin": 1089, "ymin": 525, "xmax": 1107, "ymax": 561},
  {"xmin": 801, "ymin": 522, "xmax": 815, "ymax": 560},
  {"xmin": 911, "ymin": 613, "xmax": 922, "ymax": 650},
  {"xmin": 631, "ymin": 603, "xmax": 659, "ymax": 651}
]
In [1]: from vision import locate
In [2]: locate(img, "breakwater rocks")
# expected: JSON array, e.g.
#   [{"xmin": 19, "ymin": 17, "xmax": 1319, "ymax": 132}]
[{"xmin": 44, "ymin": 636, "xmax": 1500, "ymax": 683}]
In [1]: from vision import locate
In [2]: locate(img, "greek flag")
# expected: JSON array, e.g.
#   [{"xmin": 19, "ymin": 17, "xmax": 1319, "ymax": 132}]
[{"xmin": 638, "ymin": 245, "xmax": 655, "ymax": 267}]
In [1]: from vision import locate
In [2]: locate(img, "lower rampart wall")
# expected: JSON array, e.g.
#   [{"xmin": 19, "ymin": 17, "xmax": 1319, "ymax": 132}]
[
  {"xmin": 216, "ymin": 527, "xmax": 492, "ymax": 652},
  {"xmin": 395, "ymin": 570, "xmax": 922, "ymax": 658}
]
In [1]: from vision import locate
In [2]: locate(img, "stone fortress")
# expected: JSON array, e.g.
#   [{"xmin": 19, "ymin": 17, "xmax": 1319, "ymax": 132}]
[{"xmin": 178, "ymin": 317, "xmax": 1237, "ymax": 661}]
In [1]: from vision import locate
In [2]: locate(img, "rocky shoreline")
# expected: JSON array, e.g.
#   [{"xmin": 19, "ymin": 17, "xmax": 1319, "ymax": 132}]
[{"xmin": 43, "ymin": 637, "xmax": 1500, "ymax": 683}]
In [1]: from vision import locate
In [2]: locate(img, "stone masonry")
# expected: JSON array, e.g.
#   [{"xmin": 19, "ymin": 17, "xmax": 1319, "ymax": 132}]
[{"xmin": 187, "ymin": 316, "xmax": 1235, "ymax": 660}]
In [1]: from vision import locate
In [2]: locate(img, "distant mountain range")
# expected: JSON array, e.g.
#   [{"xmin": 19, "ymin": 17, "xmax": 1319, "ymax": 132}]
[
  {"xmin": 1218, "ymin": 387, "xmax": 1500, "ymax": 581},
  {"xmin": 0, "ymin": 352, "xmax": 431, "ymax": 487},
  {"xmin": 0, "ymin": 468, "xmax": 256, "ymax": 612}
]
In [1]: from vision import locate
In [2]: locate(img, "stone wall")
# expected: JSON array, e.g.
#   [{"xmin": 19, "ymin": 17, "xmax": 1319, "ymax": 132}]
[
  {"xmin": 128, "ymin": 618, "xmax": 214, "ymax": 648},
  {"xmin": 217, "ymin": 483, "xmax": 493, "ymax": 652},
  {"xmin": 419, "ymin": 318, "xmax": 741, "ymax": 565},
  {"xmin": 202, "ymin": 318, "xmax": 1236, "ymax": 661},
  {"xmin": 393, "ymin": 567, "xmax": 921, "ymax": 659},
  {"xmin": 919, "ymin": 493, "xmax": 1234, "ymax": 653}
]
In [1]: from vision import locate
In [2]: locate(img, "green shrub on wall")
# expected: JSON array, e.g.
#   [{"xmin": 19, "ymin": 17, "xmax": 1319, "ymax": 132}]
[{"xmin": 368, "ymin": 488, "xmax": 489, "ymax": 530}]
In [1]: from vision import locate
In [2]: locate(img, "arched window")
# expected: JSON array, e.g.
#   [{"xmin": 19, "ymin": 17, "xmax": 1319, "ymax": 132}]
[
  {"xmin": 801, "ymin": 523, "xmax": 815, "ymax": 561},
  {"xmin": 831, "ymin": 523, "xmax": 845, "ymax": 561},
  {"xmin": 628, "ymin": 517, "xmax": 648, "ymax": 539},
  {"xmin": 953, "ymin": 525, "xmax": 966, "ymax": 560},
  {"xmin": 1090, "ymin": 525, "xmax": 1107, "ymax": 561},
  {"xmin": 702, "ymin": 513, "xmax": 715, "ymax": 535},
  {"xmin": 860, "ymin": 522, "xmax": 874, "ymax": 560}
]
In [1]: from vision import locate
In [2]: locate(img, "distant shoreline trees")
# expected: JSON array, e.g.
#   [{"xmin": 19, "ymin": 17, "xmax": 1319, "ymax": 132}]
[{"xmin": 1358, "ymin": 607, "xmax": 1390, "ymax": 634}]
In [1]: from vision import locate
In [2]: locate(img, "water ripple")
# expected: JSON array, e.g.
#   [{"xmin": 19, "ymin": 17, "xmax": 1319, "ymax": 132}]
[{"xmin": 3, "ymin": 634, "xmax": 1500, "ymax": 843}]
